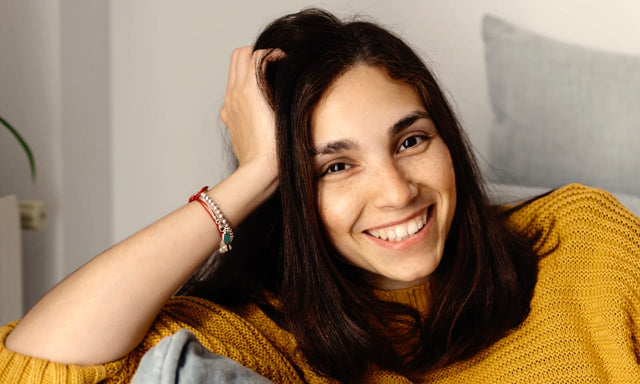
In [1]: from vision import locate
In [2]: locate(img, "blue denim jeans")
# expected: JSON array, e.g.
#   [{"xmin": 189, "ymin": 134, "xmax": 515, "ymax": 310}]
[{"xmin": 132, "ymin": 329, "xmax": 274, "ymax": 383}]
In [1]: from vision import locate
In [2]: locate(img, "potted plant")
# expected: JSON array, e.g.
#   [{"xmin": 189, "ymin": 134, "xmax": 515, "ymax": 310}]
[{"xmin": 1, "ymin": 115, "xmax": 35, "ymax": 180}]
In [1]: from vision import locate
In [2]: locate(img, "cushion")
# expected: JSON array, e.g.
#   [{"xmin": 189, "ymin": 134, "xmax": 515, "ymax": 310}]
[
  {"xmin": 487, "ymin": 183, "xmax": 551, "ymax": 205},
  {"xmin": 482, "ymin": 15, "xmax": 640, "ymax": 199},
  {"xmin": 487, "ymin": 182, "xmax": 640, "ymax": 217}
]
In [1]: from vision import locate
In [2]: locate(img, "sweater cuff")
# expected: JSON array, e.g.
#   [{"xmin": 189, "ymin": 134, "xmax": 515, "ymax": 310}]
[{"xmin": 0, "ymin": 321, "xmax": 123, "ymax": 383}]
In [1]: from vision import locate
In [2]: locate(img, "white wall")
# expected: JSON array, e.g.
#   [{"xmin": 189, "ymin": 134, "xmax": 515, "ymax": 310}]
[
  {"xmin": 59, "ymin": 0, "xmax": 112, "ymax": 279},
  {"xmin": 110, "ymin": 1, "xmax": 303, "ymax": 243},
  {"xmin": 0, "ymin": 0, "xmax": 111, "ymax": 312},
  {"xmin": 0, "ymin": 1, "xmax": 64, "ymax": 312}
]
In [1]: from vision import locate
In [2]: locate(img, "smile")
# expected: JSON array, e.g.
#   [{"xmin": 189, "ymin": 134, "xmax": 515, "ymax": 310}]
[{"xmin": 365, "ymin": 207, "xmax": 431, "ymax": 242}]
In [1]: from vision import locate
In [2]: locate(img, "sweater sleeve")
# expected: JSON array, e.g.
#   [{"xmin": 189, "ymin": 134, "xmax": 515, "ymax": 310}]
[
  {"xmin": 0, "ymin": 321, "xmax": 128, "ymax": 383},
  {"xmin": 0, "ymin": 298, "xmax": 191, "ymax": 383},
  {"xmin": 1, "ymin": 296, "xmax": 304, "ymax": 384}
]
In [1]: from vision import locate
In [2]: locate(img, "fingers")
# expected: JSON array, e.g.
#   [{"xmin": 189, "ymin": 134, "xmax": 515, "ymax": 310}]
[
  {"xmin": 256, "ymin": 48, "xmax": 286, "ymax": 71},
  {"xmin": 222, "ymin": 47, "xmax": 253, "ymax": 128},
  {"xmin": 222, "ymin": 47, "xmax": 284, "ymax": 126},
  {"xmin": 224, "ymin": 46, "xmax": 252, "ymax": 101},
  {"xmin": 225, "ymin": 47, "xmax": 285, "ymax": 101},
  {"xmin": 220, "ymin": 46, "xmax": 282, "ymax": 168},
  {"xmin": 226, "ymin": 47, "xmax": 239, "ymax": 88}
]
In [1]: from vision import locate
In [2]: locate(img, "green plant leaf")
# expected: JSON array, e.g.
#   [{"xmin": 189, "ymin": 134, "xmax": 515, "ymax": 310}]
[{"xmin": 0, "ymin": 115, "xmax": 36, "ymax": 181}]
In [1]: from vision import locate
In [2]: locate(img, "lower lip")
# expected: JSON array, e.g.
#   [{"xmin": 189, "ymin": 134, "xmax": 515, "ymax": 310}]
[{"xmin": 364, "ymin": 205, "xmax": 435, "ymax": 251}]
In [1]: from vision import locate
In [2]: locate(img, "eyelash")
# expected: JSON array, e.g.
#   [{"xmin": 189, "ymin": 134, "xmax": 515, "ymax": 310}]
[
  {"xmin": 397, "ymin": 135, "xmax": 428, "ymax": 153},
  {"xmin": 321, "ymin": 162, "xmax": 352, "ymax": 176},
  {"xmin": 319, "ymin": 134, "xmax": 430, "ymax": 177}
]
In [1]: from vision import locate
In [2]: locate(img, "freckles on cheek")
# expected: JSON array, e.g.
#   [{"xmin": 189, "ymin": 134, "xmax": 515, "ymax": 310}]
[
  {"xmin": 423, "ymin": 145, "xmax": 456, "ymax": 190},
  {"xmin": 317, "ymin": 183, "xmax": 356, "ymax": 234},
  {"xmin": 315, "ymin": 187, "xmax": 333, "ymax": 230}
]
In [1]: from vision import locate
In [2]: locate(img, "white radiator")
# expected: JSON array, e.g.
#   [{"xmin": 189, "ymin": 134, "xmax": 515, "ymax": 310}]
[{"xmin": 0, "ymin": 195, "xmax": 23, "ymax": 325}]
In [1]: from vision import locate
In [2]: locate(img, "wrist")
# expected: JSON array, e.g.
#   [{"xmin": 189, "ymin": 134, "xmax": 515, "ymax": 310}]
[
  {"xmin": 236, "ymin": 159, "xmax": 279, "ymax": 200},
  {"xmin": 205, "ymin": 162, "xmax": 279, "ymax": 228}
]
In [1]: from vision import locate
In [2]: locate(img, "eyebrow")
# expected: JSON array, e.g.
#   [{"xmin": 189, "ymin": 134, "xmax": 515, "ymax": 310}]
[
  {"xmin": 389, "ymin": 110, "xmax": 431, "ymax": 136},
  {"xmin": 312, "ymin": 110, "xmax": 431, "ymax": 157},
  {"xmin": 313, "ymin": 139, "xmax": 358, "ymax": 156}
]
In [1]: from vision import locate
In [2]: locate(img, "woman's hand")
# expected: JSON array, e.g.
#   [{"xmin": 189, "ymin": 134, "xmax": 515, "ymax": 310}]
[{"xmin": 220, "ymin": 47, "xmax": 282, "ymax": 179}]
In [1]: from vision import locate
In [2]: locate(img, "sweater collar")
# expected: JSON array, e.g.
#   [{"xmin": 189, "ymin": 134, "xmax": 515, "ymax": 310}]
[{"xmin": 374, "ymin": 283, "xmax": 431, "ymax": 314}]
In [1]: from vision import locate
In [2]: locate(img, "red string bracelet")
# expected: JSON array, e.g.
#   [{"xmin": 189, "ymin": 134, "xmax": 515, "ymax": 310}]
[
  {"xmin": 189, "ymin": 186, "xmax": 209, "ymax": 203},
  {"xmin": 189, "ymin": 186, "xmax": 234, "ymax": 253},
  {"xmin": 193, "ymin": 200, "xmax": 217, "ymax": 229},
  {"xmin": 189, "ymin": 186, "xmax": 220, "ymax": 235}
]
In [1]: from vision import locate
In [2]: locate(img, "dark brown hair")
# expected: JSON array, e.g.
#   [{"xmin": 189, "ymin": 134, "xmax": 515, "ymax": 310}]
[{"xmin": 180, "ymin": 9, "xmax": 538, "ymax": 381}]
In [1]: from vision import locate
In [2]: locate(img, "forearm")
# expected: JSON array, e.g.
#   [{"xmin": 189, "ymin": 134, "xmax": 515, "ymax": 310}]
[{"xmin": 5, "ymin": 164, "xmax": 277, "ymax": 366}]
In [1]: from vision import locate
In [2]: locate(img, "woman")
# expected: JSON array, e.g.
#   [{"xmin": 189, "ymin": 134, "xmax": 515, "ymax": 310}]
[{"xmin": 2, "ymin": 8, "xmax": 639, "ymax": 383}]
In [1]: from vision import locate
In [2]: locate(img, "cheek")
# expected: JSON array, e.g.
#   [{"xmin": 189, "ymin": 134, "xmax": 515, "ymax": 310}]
[
  {"xmin": 407, "ymin": 142, "xmax": 456, "ymax": 191},
  {"xmin": 316, "ymin": 180, "xmax": 362, "ymax": 237},
  {"xmin": 440, "ymin": 152, "xmax": 456, "ymax": 194},
  {"xmin": 436, "ymin": 147, "xmax": 457, "ymax": 227},
  {"xmin": 405, "ymin": 141, "xmax": 457, "ymax": 223},
  {"xmin": 430, "ymin": 141, "xmax": 456, "ymax": 192}
]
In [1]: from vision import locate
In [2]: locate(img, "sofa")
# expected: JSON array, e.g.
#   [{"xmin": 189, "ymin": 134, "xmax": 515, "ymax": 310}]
[{"xmin": 480, "ymin": 15, "xmax": 640, "ymax": 217}]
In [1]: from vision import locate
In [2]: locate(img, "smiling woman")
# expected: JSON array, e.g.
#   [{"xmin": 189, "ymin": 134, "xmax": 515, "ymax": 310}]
[
  {"xmin": 312, "ymin": 65, "xmax": 457, "ymax": 290},
  {"xmin": 2, "ymin": 7, "xmax": 640, "ymax": 384},
  {"xmin": 177, "ymin": 9, "xmax": 540, "ymax": 380}
]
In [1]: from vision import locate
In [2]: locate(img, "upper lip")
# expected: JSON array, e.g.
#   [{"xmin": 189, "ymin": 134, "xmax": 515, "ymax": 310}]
[{"xmin": 363, "ymin": 205, "xmax": 432, "ymax": 232}]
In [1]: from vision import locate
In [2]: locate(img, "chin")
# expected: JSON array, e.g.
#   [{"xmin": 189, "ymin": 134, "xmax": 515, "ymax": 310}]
[{"xmin": 376, "ymin": 269, "xmax": 434, "ymax": 290}]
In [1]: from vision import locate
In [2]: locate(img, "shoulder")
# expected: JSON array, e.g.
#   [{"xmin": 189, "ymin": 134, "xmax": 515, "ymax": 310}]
[
  {"xmin": 508, "ymin": 184, "xmax": 639, "ymax": 252},
  {"xmin": 508, "ymin": 184, "xmax": 640, "ymax": 296},
  {"xmin": 506, "ymin": 184, "xmax": 640, "ymax": 290},
  {"xmin": 460, "ymin": 186, "xmax": 640, "ymax": 383},
  {"xmin": 510, "ymin": 183, "xmax": 638, "ymax": 223}
]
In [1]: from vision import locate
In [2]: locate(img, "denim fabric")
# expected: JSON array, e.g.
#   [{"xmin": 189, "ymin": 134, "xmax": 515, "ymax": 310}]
[{"xmin": 132, "ymin": 329, "xmax": 274, "ymax": 384}]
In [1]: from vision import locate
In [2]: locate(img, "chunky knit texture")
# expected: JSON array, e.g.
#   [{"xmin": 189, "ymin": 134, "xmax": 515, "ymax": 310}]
[{"xmin": 1, "ymin": 184, "xmax": 639, "ymax": 383}]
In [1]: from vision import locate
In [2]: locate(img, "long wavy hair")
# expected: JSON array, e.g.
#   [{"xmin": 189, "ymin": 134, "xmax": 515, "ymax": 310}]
[{"xmin": 179, "ymin": 8, "xmax": 539, "ymax": 381}]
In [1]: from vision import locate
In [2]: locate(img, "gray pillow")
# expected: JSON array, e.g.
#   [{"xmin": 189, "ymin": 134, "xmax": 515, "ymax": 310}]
[
  {"xmin": 487, "ymin": 183, "xmax": 551, "ymax": 205},
  {"xmin": 487, "ymin": 182, "xmax": 640, "ymax": 217},
  {"xmin": 483, "ymin": 15, "xmax": 640, "ymax": 198}
]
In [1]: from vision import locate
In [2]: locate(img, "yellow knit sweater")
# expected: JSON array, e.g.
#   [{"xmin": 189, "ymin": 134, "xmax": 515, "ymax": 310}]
[{"xmin": 1, "ymin": 184, "xmax": 639, "ymax": 383}]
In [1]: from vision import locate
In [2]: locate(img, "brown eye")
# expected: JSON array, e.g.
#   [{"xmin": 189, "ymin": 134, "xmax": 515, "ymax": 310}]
[
  {"xmin": 322, "ymin": 162, "xmax": 352, "ymax": 176},
  {"xmin": 328, "ymin": 163, "xmax": 348, "ymax": 173},
  {"xmin": 398, "ymin": 136, "xmax": 426, "ymax": 152}
]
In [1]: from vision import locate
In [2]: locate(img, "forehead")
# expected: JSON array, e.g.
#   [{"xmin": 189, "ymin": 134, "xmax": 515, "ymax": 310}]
[{"xmin": 310, "ymin": 65, "xmax": 423, "ymax": 143}]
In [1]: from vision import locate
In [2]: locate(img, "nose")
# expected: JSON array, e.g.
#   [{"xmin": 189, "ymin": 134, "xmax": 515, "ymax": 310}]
[{"xmin": 371, "ymin": 160, "xmax": 418, "ymax": 209}]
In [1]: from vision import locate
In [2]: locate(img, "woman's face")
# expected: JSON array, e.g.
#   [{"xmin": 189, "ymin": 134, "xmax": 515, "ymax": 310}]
[{"xmin": 311, "ymin": 65, "xmax": 457, "ymax": 290}]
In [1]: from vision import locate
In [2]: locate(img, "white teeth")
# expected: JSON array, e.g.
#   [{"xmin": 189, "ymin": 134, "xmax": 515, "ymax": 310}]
[
  {"xmin": 367, "ymin": 213, "xmax": 427, "ymax": 242},
  {"xmin": 407, "ymin": 220, "xmax": 418, "ymax": 235}
]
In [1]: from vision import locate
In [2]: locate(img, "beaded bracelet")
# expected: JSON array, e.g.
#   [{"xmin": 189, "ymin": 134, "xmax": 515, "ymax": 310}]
[{"xmin": 189, "ymin": 186, "xmax": 234, "ymax": 253}]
